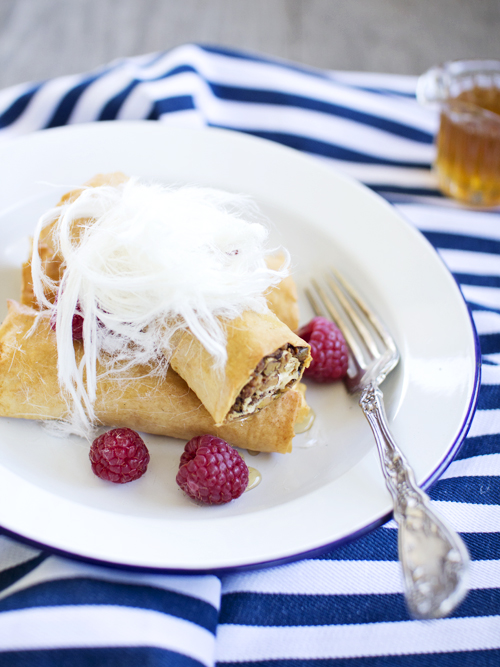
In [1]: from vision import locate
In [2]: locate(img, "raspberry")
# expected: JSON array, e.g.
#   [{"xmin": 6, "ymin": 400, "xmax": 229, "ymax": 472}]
[
  {"xmin": 176, "ymin": 435, "xmax": 249, "ymax": 505},
  {"xmin": 50, "ymin": 305, "xmax": 84, "ymax": 340},
  {"xmin": 298, "ymin": 316, "xmax": 349, "ymax": 382},
  {"xmin": 90, "ymin": 428, "xmax": 150, "ymax": 483},
  {"xmin": 70, "ymin": 313, "xmax": 84, "ymax": 340}
]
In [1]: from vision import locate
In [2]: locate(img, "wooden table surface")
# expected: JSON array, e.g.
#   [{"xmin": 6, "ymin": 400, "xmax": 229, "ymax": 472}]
[{"xmin": 0, "ymin": 0, "xmax": 499, "ymax": 89}]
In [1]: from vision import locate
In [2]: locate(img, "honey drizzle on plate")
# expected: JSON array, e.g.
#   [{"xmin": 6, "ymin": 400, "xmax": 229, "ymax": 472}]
[
  {"xmin": 242, "ymin": 408, "xmax": 317, "ymax": 493},
  {"xmin": 294, "ymin": 408, "xmax": 316, "ymax": 434},
  {"xmin": 245, "ymin": 467, "xmax": 262, "ymax": 492}
]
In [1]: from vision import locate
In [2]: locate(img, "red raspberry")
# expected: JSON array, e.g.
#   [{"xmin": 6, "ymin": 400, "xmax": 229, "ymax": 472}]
[
  {"xmin": 70, "ymin": 313, "xmax": 84, "ymax": 340},
  {"xmin": 176, "ymin": 435, "xmax": 249, "ymax": 505},
  {"xmin": 298, "ymin": 316, "xmax": 349, "ymax": 382},
  {"xmin": 90, "ymin": 428, "xmax": 150, "ymax": 483},
  {"xmin": 50, "ymin": 305, "xmax": 84, "ymax": 340}
]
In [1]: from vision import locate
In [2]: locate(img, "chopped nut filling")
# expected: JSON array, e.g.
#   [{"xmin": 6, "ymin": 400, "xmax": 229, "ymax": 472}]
[{"xmin": 228, "ymin": 344, "xmax": 310, "ymax": 422}]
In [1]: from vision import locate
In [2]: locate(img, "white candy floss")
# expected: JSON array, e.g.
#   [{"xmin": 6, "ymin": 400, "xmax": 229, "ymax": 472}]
[{"xmin": 30, "ymin": 179, "xmax": 289, "ymax": 438}]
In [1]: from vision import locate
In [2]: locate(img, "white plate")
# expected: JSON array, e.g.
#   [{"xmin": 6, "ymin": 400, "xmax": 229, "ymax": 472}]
[{"xmin": 0, "ymin": 122, "xmax": 479, "ymax": 572}]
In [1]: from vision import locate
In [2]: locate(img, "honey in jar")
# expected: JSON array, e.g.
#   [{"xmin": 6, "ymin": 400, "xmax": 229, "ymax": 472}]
[
  {"xmin": 418, "ymin": 60, "xmax": 500, "ymax": 207},
  {"xmin": 436, "ymin": 88, "xmax": 500, "ymax": 206}
]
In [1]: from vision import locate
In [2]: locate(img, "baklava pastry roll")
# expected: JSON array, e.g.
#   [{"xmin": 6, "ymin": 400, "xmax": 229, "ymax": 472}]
[
  {"xmin": 169, "ymin": 308, "xmax": 311, "ymax": 426},
  {"xmin": 21, "ymin": 172, "xmax": 130, "ymax": 309},
  {"xmin": 264, "ymin": 253, "xmax": 300, "ymax": 331},
  {"xmin": 21, "ymin": 239, "xmax": 61, "ymax": 308},
  {"xmin": 38, "ymin": 172, "xmax": 130, "ymax": 258},
  {"xmin": 0, "ymin": 301, "xmax": 305, "ymax": 453}
]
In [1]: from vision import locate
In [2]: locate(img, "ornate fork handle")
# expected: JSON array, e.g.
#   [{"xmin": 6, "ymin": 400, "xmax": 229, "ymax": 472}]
[{"xmin": 360, "ymin": 383, "xmax": 470, "ymax": 619}]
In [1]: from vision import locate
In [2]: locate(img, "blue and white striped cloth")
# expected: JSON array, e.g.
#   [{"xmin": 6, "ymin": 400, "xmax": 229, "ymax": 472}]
[{"xmin": 1, "ymin": 44, "xmax": 499, "ymax": 666}]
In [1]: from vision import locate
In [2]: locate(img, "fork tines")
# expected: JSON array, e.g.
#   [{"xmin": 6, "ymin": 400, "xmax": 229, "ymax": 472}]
[{"xmin": 305, "ymin": 270, "xmax": 396, "ymax": 371}]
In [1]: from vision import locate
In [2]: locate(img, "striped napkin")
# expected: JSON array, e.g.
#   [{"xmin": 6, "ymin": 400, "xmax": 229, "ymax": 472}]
[{"xmin": 0, "ymin": 44, "xmax": 499, "ymax": 666}]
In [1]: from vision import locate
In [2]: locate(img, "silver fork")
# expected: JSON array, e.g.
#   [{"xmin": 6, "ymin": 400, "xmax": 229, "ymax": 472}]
[{"xmin": 306, "ymin": 270, "xmax": 470, "ymax": 620}]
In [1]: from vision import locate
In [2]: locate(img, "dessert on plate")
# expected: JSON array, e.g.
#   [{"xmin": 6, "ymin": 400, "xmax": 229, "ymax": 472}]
[{"xmin": 0, "ymin": 173, "xmax": 312, "ymax": 454}]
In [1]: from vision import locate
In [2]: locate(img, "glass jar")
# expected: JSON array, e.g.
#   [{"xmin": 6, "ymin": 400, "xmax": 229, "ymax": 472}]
[{"xmin": 417, "ymin": 60, "xmax": 500, "ymax": 207}]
